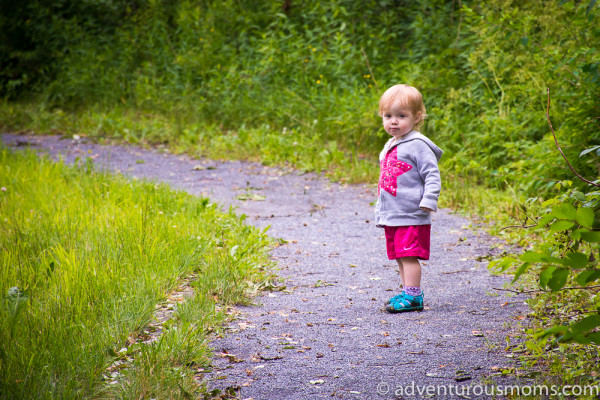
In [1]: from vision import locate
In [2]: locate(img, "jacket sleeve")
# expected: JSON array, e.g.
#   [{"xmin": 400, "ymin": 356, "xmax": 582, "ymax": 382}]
[{"xmin": 414, "ymin": 141, "xmax": 441, "ymax": 211}]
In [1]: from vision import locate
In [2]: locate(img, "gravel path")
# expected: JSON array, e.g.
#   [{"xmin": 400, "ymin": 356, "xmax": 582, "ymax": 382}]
[{"xmin": 2, "ymin": 134, "xmax": 529, "ymax": 399}]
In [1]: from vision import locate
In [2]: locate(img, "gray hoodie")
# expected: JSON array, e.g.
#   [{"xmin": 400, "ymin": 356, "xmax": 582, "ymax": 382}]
[{"xmin": 375, "ymin": 131, "xmax": 443, "ymax": 227}]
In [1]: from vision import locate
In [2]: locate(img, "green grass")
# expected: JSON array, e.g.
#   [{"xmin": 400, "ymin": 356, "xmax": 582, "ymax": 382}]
[{"xmin": 0, "ymin": 147, "xmax": 274, "ymax": 399}]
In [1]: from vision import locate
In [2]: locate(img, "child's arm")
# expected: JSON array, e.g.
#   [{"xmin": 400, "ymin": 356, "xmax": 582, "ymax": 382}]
[{"xmin": 414, "ymin": 141, "xmax": 441, "ymax": 212}]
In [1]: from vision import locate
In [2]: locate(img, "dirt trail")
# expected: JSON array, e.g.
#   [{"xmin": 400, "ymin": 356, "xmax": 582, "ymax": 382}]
[{"xmin": 2, "ymin": 134, "xmax": 528, "ymax": 399}]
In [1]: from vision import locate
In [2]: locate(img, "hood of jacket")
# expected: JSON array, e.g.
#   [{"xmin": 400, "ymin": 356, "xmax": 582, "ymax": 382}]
[{"xmin": 380, "ymin": 131, "xmax": 443, "ymax": 162}]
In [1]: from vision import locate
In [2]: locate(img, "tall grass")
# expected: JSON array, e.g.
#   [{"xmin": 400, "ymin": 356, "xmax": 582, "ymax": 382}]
[{"xmin": 0, "ymin": 147, "xmax": 274, "ymax": 399}]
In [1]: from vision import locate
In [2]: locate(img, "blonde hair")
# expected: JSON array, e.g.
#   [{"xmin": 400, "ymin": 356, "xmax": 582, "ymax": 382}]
[{"xmin": 378, "ymin": 84, "xmax": 428, "ymax": 130}]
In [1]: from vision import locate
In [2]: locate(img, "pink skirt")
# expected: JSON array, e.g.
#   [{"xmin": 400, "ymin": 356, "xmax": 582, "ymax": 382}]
[{"xmin": 384, "ymin": 225, "xmax": 431, "ymax": 260}]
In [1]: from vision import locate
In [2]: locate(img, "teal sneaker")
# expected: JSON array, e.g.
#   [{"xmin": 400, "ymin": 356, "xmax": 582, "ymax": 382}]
[
  {"xmin": 385, "ymin": 293, "xmax": 424, "ymax": 313},
  {"xmin": 384, "ymin": 290, "xmax": 424, "ymax": 306},
  {"xmin": 383, "ymin": 291, "xmax": 405, "ymax": 306}
]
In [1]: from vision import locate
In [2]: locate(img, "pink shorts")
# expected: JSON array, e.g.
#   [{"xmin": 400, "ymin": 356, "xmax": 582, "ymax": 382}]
[{"xmin": 384, "ymin": 225, "xmax": 431, "ymax": 260}]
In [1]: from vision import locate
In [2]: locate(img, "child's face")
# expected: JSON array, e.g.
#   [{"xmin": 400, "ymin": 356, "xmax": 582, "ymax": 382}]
[{"xmin": 382, "ymin": 101, "xmax": 421, "ymax": 140}]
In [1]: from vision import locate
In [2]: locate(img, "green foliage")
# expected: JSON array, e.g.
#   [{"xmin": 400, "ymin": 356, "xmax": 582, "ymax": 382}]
[
  {"xmin": 491, "ymin": 169, "xmax": 600, "ymax": 383},
  {"xmin": 0, "ymin": 147, "xmax": 273, "ymax": 399},
  {"xmin": 0, "ymin": 0, "xmax": 144, "ymax": 98}
]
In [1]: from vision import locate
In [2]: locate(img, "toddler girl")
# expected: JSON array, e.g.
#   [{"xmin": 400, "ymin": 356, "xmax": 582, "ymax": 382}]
[{"xmin": 375, "ymin": 84, "xmax": 442, "ymax": 313}]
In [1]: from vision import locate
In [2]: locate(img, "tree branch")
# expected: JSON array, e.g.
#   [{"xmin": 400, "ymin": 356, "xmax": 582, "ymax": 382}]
[
  {"xmin": 546, "ymin": 88, "xmax": 600, "ymax": 188},
  {"xmin": 493, "ymin": 284, "xmax": 600, "ymax": 294},
  {"xmin": 360, "ymin": 47, "xmax": 379, "ymax": 90},
  {"xmin": 500, "ymin": 223, "xmax": 537, "ymax": 231}
]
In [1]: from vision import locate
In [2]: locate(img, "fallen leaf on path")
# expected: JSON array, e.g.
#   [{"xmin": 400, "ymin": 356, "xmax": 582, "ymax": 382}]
[
  {"xmin": 219, "ymin": 353, "xmax": 244, "ymax": 363},
  {"xmin": 258, "ymin": 353, "xmax": 283, "ymax": 361},
  {"xmin": 238, "ymin": 322, "xmax": 255, "ymax": 330},
  {"xmin": 193, "ymin": 165, "xmax": 216, "ymax": 170},
  {"xmin": 236, "ymin": 193, "xmax": 266, "ymax": 201}
]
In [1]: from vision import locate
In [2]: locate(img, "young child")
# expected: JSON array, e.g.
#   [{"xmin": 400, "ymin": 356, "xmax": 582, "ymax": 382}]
[{"xmin": 375, "ymin": 84, "xmax": 442, "ymax": 313}]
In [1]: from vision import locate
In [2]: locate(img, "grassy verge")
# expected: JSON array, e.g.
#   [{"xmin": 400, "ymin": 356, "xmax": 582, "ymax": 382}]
[{"xmin": 0, "ymin": 146, "xmax": 274, "ymax": 399}]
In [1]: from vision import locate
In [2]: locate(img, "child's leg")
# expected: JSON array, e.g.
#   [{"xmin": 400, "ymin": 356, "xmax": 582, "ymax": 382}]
[
  {"xmin": 395, "ymin": 258, "xmax": 405, "ymax": 289},
  {"xmin": 386, "ymin": 256, "xmax": 424, "ymax": 313},
  {"xmin": 398, "ymin": 256, "xmax": 421, "ymax": 288},
  {"xmin": 398, "ymin": 256, "xmax": 422, "ymax": 298}
]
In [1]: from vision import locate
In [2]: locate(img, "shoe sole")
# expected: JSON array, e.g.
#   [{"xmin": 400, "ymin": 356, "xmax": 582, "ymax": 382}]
[{"xmin": 385, "ymin": 304, "xmax": 424, "ymax": 313}]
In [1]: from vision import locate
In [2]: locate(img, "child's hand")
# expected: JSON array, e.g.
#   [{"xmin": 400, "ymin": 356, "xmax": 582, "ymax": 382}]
[{"xmin": 420, "ymin": 207, "xmax": 434, "ymax": 213}]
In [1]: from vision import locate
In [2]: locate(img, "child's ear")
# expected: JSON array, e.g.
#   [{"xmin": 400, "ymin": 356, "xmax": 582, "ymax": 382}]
[{"xmin": 415, "ymin": 111, "xmax": 422, "ymax": 124}]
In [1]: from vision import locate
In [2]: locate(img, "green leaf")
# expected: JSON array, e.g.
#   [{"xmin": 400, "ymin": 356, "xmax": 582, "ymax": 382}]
[
  {"xmin": 562, "ymin": 252, "xmax": 589, "ymax": 269},
  {"xmin": 587, "ymin": 332, "xmax": 600, "ymax": 345},
  {"xmin": 580, "ymin": 145, "xmax": 600, "ymax": 157},
  {"xmin": 534, "ymin": 213, "xmax": 556, "ymax": 229},
  {"xmin": 570, "ymin": 315, "xmax": 600, "ymax": 334},
  {"xmin": 533, "ymin": 213, "xmax": 555, "ymax": 229},
  {"xmin": 552, "ymin": 203, "xmax": 577, "ymax": 220},
  {"xmin": 490, "ymin": 257, "xmax": 517, "ymax": 273},
  {"xmin": 572, "ymin": 333, "xmax": 592, "ymax": 344},
  {"xmin": 547, "ymin": 268, "xmax": 569, "ymax": 291},
  {"xmin": 512, "ymin": 262, "xmax": 530, "ymax": 283},
  {"xmin": 519, "ymin": 251, "xmax": 545, "ymax": 263},
  {"xmin": 549, "ymin": 220, "xmax": 575, "ymax": 232},
  {"xmin": 557, "ymin": 330, "xmax": 574, "ymax": 343},
  {"xmin": 572, "ymin": 191, "xmax": 586, "ymax": 202},
  {"xmin": 575, "ymin": 270, "xmax": 600, "ymax": 286},
  {"xmin": 536, "ymin": 325, "xmax": 568, "ymax": 340},
  {"xmin": 539, "ymin": 266, "xmax": 556, "ymax": 288},
  {"xmin": 519, "ymin": 251, "xmax": 562, "ymax": 265},
  {"xmin": 575, "ymin": 207, "xmax": 595, "ymax": 228},
  {"xmin": 580, "ymin": 231, "xmax": 600, "ymax": 242}
]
